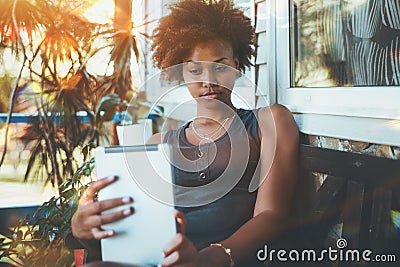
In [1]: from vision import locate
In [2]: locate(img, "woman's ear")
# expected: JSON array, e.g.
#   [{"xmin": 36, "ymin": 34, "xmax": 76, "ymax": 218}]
[
  {"xmin": 234, "ymin": 57, "xmax": 239, "ymax": 70},
  {"xmin": 234, "ymin": 57, "xmax": 242, "ymax": 79}
]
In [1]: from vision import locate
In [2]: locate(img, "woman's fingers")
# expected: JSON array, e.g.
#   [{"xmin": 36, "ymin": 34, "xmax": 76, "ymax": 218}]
[
  {"xmin": 160, "ymin": 251, "xmax": 181, "ymax": 267},
  {"xmin": 161, "ymin": 212, "xmax": 188, "ymax": 259},
  {"xmin": 72, "ymin": 174, "xmax": 134, "ymax": 240},
  {"xmin": 80, "ymin": 176, "xmax": 117, "ymax": 204},
  {"xmin": 161, "ymin": 233, "xmax": 198, "ymax": 266},
  {"xmin": 174, "ymin": 210, "xmax": 187, "ymax": 234},
  {"xmin": 85, "ymin": 197, "xmax": 133, "ymax": 214},
  {"xmin": 91, "ymin": 227, "xmax": 114, "ymax": 240},
  {"xmin": 163, "ymin": 233, "xmax": 184, "ymax": 257},
  {"xmin": 87, "ymin": 207, "xmax": 134, "ymax": 227}
]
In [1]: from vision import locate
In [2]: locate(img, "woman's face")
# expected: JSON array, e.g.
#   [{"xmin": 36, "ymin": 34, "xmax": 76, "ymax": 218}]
[{"xmin": 182, "ymin": 39, "xmax": 239, "ymax": 107}]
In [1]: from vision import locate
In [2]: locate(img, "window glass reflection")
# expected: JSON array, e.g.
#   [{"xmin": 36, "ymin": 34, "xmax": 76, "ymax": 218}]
[{"xmin": 291, "ymin": 0, "xmax": 400, "ymax": 87}]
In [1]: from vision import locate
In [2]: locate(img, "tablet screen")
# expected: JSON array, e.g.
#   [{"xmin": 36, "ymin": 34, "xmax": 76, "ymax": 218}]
[{"xmin": 94, "ymin": 144, "xmax": 176, "ymax": 266}]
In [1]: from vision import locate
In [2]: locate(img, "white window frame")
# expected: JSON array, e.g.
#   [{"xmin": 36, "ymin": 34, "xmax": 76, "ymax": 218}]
[{"xmin": 269, "ymin": 0, "xmax": 400, "ymax": 147}]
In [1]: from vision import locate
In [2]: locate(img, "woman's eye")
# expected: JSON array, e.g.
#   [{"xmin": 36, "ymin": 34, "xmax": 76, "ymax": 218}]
[
  {"xmin": 215, "ymin": 64, "xmax": 228, "ymax": 72},
  {"xmin": 189, "ymin": 69, "xmax": 202, "ymax": 75}
]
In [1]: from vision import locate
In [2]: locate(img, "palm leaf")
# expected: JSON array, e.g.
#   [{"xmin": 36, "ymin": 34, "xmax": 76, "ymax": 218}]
[
  {"xmin": 40, "ymin": 28, "xmax": 81, "ymax": 64},
  {"xmin": 0, "ymin": 0, "xmax": 49, "ymax": 54},
  {"xmin": 95, "ymin": 93, "xmax": 120, "ymax": 129},
  {"xmin": 24, "ymin": 139, "xmax": 43, "ymax": 182}
]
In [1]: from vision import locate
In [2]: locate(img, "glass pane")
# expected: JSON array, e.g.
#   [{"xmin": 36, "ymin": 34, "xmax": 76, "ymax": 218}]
[
  {"xmin": 291, "ymin": 0, "xmax": 400, "ymax": 87},
  {"xmin": 0, "ymin": 123, "xmax": 56, "ymax": 207}
]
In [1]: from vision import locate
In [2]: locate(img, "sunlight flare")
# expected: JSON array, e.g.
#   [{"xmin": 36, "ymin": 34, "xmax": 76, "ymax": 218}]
[{"xmin": 80, "ymin": 0, "xmax": 115, "ymax": 24}]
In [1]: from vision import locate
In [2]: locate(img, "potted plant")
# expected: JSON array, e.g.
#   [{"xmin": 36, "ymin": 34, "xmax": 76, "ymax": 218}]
[
  {"xmin": 0, "ymin": 157, "xmax": 94, "ymax": 266},
  {"xmin": 0, "ymin": 0, "xmax": 153, "ymax": 265}
]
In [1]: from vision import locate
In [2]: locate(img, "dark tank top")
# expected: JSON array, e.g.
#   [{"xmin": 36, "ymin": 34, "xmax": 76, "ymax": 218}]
[{"xmin": 164, "ymin": 108, "xmax": 262, "ymax": 253}]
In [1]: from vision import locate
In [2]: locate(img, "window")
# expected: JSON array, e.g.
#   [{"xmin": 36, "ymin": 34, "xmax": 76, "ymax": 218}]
[{"xmin": 273, "ymin": 0, "xmax": 400, "ymax": 146}]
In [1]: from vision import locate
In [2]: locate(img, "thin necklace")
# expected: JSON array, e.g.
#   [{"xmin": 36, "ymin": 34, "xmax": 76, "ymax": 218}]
[
  {"xmin": 191, "ymin": 116, "xmax": 233, "ymax": 145},
  {"xmin": 191, "ymin": 115, "xmax": 235, "ymax": 180}
]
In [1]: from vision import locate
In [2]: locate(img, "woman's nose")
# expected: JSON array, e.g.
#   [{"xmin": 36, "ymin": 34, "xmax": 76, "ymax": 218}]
[{"xmin": 201, "ymin": 68, "xmax": 217, "ymax": 87}]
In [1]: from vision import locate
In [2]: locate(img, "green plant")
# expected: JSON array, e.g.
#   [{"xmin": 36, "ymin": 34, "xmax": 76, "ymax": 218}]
[
  {"xmin": 0, "ymin": 151, "xmax": 95, "ymax": 266},
  {"xmin": 0, "ymin": 0, "xmax": 147, "ymax": 186},
  {"xmin": 0, "ymin": 0, "xmax": 151, "ymax": 265}
]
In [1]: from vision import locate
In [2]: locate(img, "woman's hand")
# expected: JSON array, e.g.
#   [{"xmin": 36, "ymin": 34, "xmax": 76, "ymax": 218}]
[
  {"xmin": 71, "ymin": 176, "xmax": 134, "ymax": 240},
  {"xmin": 160, "ymin": 211, "xmax": 202, "ymax": 267}
]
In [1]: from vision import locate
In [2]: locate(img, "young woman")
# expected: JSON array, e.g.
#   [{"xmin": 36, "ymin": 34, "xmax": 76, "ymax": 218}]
[{"xmin": 71, "ymin": 1, "xmax": 299, "ymax": 266}]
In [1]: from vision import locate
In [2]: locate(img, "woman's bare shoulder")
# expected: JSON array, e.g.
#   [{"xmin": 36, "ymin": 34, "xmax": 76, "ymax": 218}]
[
  {"xmin": 258, "ymin": 104, "xmax": 294, "ymax": 121},
  {"xmin": 146, "ymin": 132, "xmax": 163, "ymax": 144},
  {"xmin": 257, "ymin": 104, "xmax": 298, "ymax": 139}
]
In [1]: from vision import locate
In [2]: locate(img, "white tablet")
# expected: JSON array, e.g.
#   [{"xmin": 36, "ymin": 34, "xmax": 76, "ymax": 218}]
[{"xmin": 94, "ymin": 144, "xmax": 176, "ymax": 267}]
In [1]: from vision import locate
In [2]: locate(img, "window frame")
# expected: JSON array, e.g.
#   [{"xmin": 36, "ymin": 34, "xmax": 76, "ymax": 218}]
[{"xmin": 271, "ymin": 0, "xmax": 400, "ymax": 147}]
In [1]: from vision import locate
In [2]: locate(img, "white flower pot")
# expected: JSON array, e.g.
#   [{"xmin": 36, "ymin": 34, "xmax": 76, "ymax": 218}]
[{"xmin": 116, "ymin": 119, "xmax": 153, "ymax": 145}]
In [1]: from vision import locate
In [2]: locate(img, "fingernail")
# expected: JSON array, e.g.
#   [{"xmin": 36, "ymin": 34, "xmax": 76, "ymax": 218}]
[
  {"xmin": 123, "ymin": 207, "xmax": 133, "ymax": 216},
  {"xmin": 108, "ymin": 176, "xmax": 117, "ymax": 181},
  {"xmin": 122, "ymin": 196, "xmax": 132, "ymax": 204},
  {"xmin": 107, "ymin": 230, "xmax": 114, "ymax": 236}
]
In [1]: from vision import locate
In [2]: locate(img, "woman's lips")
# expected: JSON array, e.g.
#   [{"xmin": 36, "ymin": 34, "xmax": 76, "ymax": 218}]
[
  {"xmin": 201, "ymin": 92, "xmax": 220, "ymax": 99},
  {"xmin": 202, "ymin": 93, "xmax": 218, "ymax": 99}
]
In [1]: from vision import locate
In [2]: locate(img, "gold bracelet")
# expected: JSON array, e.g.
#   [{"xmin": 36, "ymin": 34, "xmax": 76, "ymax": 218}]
[{"xmin": 210, "ymin": 243, "xmax": 234, "ymax": 266}]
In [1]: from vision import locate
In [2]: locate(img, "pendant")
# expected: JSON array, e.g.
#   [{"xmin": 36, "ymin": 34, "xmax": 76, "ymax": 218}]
[
  {"xmin": 195, "ymin": 141, "xmax": 211, "ymax": 181},
  {"xmin": 199, "ymin": 172, "xmax": 206, "ymax": 180},
  {"xmin": 197, "ymin": 137, "xmax": 211, "ymax": 158}
]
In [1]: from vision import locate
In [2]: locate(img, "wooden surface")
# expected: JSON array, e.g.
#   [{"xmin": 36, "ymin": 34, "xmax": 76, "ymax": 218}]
[{"xmin": 298, "ymin": 144, "xmax": 400, "ymax": 266}]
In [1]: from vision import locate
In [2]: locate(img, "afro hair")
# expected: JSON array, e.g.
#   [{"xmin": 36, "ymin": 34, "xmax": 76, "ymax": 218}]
[{"xmin": 151, "ymin": 0, "xmax": 256, "ymax": 81}]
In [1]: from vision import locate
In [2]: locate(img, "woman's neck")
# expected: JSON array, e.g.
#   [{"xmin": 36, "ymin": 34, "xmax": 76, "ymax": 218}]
[{"xmin": 195, "ymin": 105, "xmax": 237, "ymax": 126}]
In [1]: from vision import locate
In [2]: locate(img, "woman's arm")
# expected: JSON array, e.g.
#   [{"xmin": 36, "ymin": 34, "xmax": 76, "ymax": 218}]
[
  {"xmin": 146, "ymin": 132, "xmax": 163, "ymax": 144},
  {"xmin": 161, "ymin": 105, "xmax": 299, "ymax": 266},
  {"xmin": 199, "ymin": 104, "xmax": 299, "ymax": 266}
]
